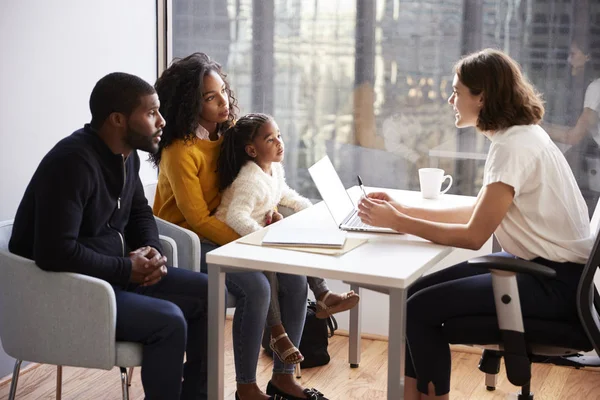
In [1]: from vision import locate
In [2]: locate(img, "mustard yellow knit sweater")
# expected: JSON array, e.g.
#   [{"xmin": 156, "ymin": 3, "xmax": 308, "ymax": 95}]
[{"xmin": 153, "ymin": 136, "xmax": 240, "ymax": 245}]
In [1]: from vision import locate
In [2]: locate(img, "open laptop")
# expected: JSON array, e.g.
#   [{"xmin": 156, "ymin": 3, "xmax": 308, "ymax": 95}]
[{"xmin": 308, "ymin": 156, "xmax": 398, "ymax": 234}]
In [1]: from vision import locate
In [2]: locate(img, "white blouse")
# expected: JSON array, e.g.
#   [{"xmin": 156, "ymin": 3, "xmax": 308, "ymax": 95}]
[{"xmin": 483, "ymin": 124, "xmax": 593, "ymax": 263}]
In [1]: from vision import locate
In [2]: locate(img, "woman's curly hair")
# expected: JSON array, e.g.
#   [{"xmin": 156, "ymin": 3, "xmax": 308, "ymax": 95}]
[
  {"xmin": 150, "ymin": 52, "xmax": 239, "ymax": 167},
  {"xmin": 455, "ymin": 48, "xmax": 545, "ymax": 132}
]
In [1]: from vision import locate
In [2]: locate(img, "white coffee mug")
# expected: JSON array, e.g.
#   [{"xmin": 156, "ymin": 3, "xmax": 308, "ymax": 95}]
[{"xmin": 418, "ymin": 168, "xmax": 453, "ymax": 199}]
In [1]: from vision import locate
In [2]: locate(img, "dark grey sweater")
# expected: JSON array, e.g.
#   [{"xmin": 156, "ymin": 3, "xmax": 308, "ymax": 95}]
[{"xmin": 9, "ymin": 124, "xmax": 161, "ymax": 288}]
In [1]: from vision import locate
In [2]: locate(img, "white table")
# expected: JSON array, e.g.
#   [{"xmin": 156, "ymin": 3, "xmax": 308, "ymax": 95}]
[{"xmin": 207, "ymin": 187, "xmax": 481, "ymax": 399}]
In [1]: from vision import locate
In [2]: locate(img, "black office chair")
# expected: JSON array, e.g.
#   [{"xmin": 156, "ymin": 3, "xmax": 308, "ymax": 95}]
[{"xmin": 442, "ymin": 232, "xmax": 600, "ymax": 399}]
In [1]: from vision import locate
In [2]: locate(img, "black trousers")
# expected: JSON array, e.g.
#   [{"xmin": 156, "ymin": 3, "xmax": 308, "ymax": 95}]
[
  {"xmin": 114, "ymin": 267, "xmax": 208, "ymax": 400},
  {"xmin": 404, "ymin": 252, "xmax": 583, "ymax": 395}
]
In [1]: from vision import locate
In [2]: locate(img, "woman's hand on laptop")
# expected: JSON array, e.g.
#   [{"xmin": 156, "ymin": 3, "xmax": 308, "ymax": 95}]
[
  {"xmin": 366, "ymin": 192, "xmax": 391, "ymax": 202},
  {"xmin": 358, "ymin": 196, "xmax": 405, "ymax": 230},
  {"xmin": 367, "ymin": 192, "xmax": 404, "ymax": 213}
]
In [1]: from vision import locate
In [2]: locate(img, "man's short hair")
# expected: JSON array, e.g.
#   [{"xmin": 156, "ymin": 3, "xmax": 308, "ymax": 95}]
[{"xmin": 89, "ymin": 72, "xmax": 156, "ymax": 129}]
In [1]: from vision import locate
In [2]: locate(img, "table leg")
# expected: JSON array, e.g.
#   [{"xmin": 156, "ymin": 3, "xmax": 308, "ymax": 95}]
[
  {"xmin": 387, "ymin": 288, "xmax": 407, "ymax": 400},
  {"xmin": 208, "ymin": 263, "xmax": 227, "ymax": 400},
  {"xmin": 348, "ymin": 284, "xmax": 362, "ymax": 368}
]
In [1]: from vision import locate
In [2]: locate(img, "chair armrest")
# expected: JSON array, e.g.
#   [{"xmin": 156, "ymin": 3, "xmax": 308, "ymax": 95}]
[
  {"xmin": 159, "ymin": 234, "xmax": 178, "ymax": 268},
  {"xmin": 468, "ymin": 256, "xmax": 557, "ymax": 278},
  {"xmin": 155, "ymin": 217, "xmax": 201, "ymax": 272},
  {"xmin": 468, "ymin": 255, "xmax": 541, "ymax": 386},
  {"xmin": 0, "ymin": 251, "xmax": 117, "ymax": 370}
]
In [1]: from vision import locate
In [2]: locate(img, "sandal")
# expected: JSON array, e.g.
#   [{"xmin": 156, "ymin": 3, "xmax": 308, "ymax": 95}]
[
  {"xmin": 267, "ymin": 381, "xmax": 329, "ymax": 400},
  {"xmin": 315, "ymin": 290, "xmax": 360, "ymax": 319},
  {"xmin": 269, "ymin": 332, "xmax": 304, "ymax": 365}
]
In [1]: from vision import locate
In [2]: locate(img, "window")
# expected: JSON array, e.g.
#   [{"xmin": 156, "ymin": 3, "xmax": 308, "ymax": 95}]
[{"xmin": 167, "ymin": 0, "xmax": 600, "ymax": 214}]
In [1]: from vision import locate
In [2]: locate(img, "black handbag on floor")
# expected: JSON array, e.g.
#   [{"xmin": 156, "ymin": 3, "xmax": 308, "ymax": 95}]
[{"xmin": 262, "ymin": 300, "xmax": 338, "ymax": 368}]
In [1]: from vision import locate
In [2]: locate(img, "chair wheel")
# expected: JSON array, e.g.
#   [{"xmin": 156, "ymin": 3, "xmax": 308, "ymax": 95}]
[
  {"xmin": 350, "ymin": 363, "xmax": 359, "ymax": 368},
  {"xmin": 517, "ymin": 394, "xmax": 534, "ymax": 400},
  {"xmin": 486, "ymin": 386, "xmax": 496, "ymax": 391}
]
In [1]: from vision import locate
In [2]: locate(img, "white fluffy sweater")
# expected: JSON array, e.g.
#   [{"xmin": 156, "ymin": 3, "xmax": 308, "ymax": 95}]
[{"xmin": 215, "ymin": 161, "xmax": 312, "ymax": 237}]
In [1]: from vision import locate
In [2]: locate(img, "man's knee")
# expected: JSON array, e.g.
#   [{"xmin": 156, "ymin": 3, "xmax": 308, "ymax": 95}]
[
  {"xmin": 158, "ymin": 301, "xmax": 188, "ymax": 340},
  {"xmin": 188, "ymin": 271, "xmax": 209, "ymax": 303},
  {"xmin": 168, "ymin": 267, "xmax": 209, "ymax": 294}
]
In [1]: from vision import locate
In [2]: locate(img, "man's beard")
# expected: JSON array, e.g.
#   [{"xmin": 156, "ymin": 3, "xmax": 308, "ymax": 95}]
[{"xmin": 125, "ymin": 124, "xmax": 161, "ymax": 154}]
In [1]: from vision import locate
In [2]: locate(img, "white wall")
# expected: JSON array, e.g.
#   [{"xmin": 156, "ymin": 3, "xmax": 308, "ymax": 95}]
[
  {"xmin": 0, "ymin": 0, "xmax": 158, "ymax": 378},
  {"xmin": 0, "ymin": 0, "xmax": 158, "ymax": 221}
]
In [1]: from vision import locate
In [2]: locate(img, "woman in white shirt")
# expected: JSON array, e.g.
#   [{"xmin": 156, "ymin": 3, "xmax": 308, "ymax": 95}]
[{"xmin": 357, "ymin": 48, "xmax": 594, "ymax": 400}]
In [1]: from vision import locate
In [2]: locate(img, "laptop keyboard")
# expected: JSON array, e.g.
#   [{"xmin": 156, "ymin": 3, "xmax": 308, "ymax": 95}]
[{"xmin": 346, "ymin": 215, "xmax": 372, "ymax": 229}]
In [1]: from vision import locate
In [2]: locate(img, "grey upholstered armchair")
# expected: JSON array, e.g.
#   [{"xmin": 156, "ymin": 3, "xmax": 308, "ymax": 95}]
[
  {"xmin": 0, "ymin": 219, "xmax": 177, "ymax": 400},
  {"xmin": 143, "ymin": 182, "xmax": 238, "ymax": 308}
]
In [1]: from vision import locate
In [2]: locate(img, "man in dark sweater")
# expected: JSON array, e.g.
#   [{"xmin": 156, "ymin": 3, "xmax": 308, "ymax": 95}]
[{"xmin": 9, "ymin": 73, "xmax": 209, "ymax": 400}]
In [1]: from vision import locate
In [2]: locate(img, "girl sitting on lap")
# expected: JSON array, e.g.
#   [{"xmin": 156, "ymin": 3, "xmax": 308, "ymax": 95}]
[{"xmin": 216, "ymin": 113, "xmax": 360, "ymax": 366}]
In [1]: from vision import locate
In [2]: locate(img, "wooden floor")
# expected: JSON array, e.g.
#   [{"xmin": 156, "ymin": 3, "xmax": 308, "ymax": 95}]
[{"xmin": 1, "ymin": 320, "xmax": 600, "ymax": 399}]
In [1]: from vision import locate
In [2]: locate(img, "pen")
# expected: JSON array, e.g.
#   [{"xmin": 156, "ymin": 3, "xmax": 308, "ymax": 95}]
[{"xmin": 357, "ymin": 175, "xmax": 368, "ymax": 198}]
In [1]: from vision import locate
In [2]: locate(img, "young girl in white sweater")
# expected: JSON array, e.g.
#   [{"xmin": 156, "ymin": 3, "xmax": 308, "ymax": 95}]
[{"xmin": 216, "ymin": 113, "xmax": 359, "ymax": 365}]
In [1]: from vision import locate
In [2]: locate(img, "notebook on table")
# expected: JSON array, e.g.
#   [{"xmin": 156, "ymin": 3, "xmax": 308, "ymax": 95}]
[
  {"xmin": 238, "ymin": 228, "xmax": 367, "ymax": 256},
  {"xmin": 261, "ymin": 226, "xmax": 347, "ymax": 248}
]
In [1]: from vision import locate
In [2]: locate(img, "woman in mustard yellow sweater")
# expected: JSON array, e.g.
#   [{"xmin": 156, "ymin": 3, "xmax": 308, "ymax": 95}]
[{"xmin": 151, "ymin": 53, "xmax": 326, "ymax": 400}]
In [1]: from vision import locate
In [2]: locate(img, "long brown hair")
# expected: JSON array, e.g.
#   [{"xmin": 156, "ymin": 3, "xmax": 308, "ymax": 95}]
[
  {"xmin": 150, "ymin": 53, "xmax": 239, "ymax": 167},
  {"xmin": 454, "ymin": 49, "xmax": 544, "ymax": 132}
]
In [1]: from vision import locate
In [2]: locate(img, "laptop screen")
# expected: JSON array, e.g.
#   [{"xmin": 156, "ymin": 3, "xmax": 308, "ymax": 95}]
[{"xmin": 308, "ymin": 156, "xmax": 356, "ymax": 226}]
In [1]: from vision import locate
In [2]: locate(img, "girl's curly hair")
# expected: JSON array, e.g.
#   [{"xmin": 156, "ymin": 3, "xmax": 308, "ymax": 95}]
[
  {"xmin": 217, "ymin": 113, "xmax": 273, "ymax": 191},
  {"xmin": 150, "ymin": 52, "xmax": 239, "ymax": 167}
]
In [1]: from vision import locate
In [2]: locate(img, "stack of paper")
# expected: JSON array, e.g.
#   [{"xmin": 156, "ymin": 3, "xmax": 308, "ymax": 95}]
[
  {"xmin": 261, "ymin": 227, "xmax": 347, "ymax": 248},
  {"xmin": 237, "ymin": 228, "xmax": 368, "ymax": 256}
]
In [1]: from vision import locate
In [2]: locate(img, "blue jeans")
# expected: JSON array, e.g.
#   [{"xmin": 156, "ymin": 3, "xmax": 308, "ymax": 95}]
[
  {"xmin": 266, "ymin": 274, "xmax": 329, "ymax": 327},
  {"xmin": 115, "ymin": 266, "xmax": 208, "ymax": 400},
  {"xmin": 201, "ymin": 243, "xmax": 308, "ymax": 381}
]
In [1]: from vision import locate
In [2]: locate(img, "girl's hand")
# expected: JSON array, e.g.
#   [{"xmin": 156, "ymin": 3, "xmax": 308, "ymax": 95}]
[
  {"xmin": 265, "ymin": 210, "xmax": 284, "ymax": 225},
  {"xmin": 357, "ymin": 197, "xmax": 404, "ymax": 231},
  {"xmin": 271, "ymin": 211, "xmax": 284, "ymax": 223},
  {"xmin": 265, "ymin": 210, "xmax": 274, "ymax": 225}
]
